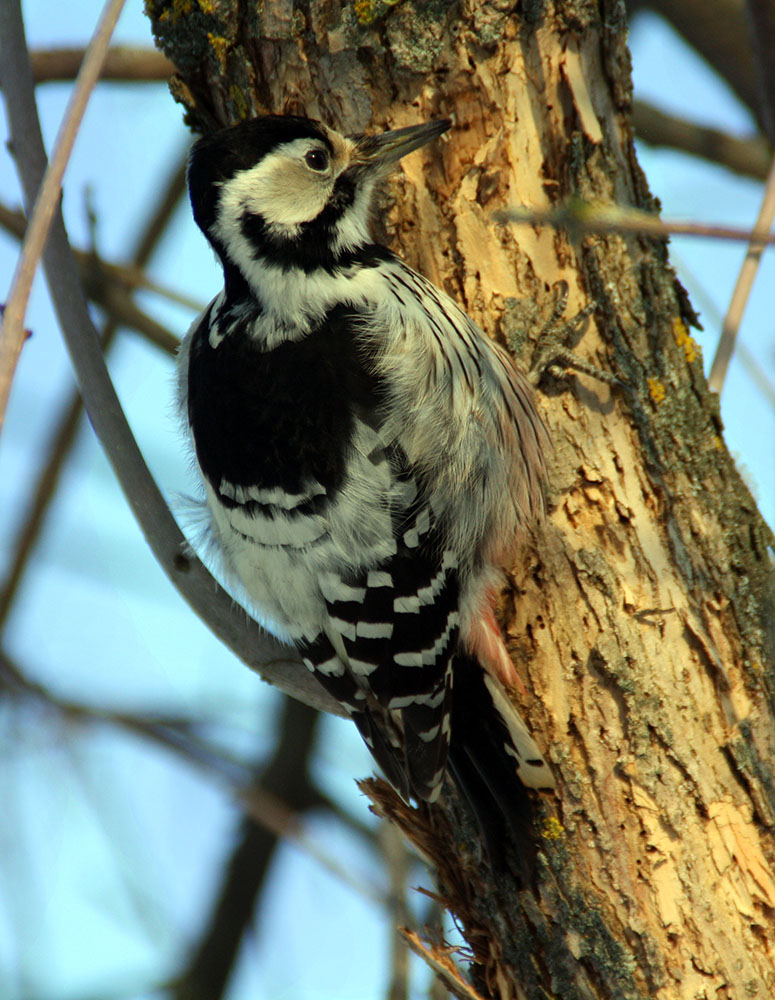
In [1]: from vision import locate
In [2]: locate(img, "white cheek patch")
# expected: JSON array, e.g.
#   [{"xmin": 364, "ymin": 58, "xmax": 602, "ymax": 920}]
[{"xmin": 217, "ymin": 137, "xmax": 334, "ymax": 230}]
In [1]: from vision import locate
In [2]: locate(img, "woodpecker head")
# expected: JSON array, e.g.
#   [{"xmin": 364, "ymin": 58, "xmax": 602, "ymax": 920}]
[{"xmin": 188, "ymin": 114, "xmax": 450, "ymax": 278}]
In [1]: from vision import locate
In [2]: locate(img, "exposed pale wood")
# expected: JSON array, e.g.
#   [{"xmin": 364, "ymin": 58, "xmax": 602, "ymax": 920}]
[{"xmin": 148, "ymin": 1, "xmax": 775, "ymax": 997}]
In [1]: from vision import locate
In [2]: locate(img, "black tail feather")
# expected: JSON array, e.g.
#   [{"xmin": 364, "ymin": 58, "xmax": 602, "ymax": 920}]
[{"xmin": 447, "ymin": 654, "xmax": 541, "ymax": 879}]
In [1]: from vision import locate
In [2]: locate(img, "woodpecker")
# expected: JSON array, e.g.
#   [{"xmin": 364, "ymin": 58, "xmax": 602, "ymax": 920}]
[{"xmin": 180, "ymin": 114, "xmax": 554, "ymax": 836}]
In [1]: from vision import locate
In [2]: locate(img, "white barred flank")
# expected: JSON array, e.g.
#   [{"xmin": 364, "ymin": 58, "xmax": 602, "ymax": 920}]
[
  {"xmin": 219, "ymin": 478, "xmax": 327, "ymax": 508},
  {"xmin": 385, "ymin": 684, "xmax": 447, "ymax": 711},
  {"xmin": 307, "ymin": 654, "xmax": 345, "ymax": 677},
  {"xmin": 356, "ymin": 621, "xmax": 393, "ymax": 639}
]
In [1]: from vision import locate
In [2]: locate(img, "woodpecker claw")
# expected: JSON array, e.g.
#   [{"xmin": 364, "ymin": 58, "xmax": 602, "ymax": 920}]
[{"xmin": 526, "ymin": 282, "xmax": 628, "ymax": 391}]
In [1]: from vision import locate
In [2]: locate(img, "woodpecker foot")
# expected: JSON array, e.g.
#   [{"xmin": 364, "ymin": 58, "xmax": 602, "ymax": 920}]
[{"xmin": 505, "ymin": 281, "xmax": 628, "ymax": 391}]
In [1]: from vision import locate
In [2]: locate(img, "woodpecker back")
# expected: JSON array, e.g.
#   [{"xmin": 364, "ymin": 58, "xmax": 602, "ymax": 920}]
[{"xmin": 180, "ymin": 114, "xmax": 553, "ymax": 817}]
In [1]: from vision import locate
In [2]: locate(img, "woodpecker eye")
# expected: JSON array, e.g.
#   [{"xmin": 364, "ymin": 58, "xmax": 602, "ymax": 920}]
[{"xmin": 304, "ymin": 148, "xmax": 330, "ymax": 172}]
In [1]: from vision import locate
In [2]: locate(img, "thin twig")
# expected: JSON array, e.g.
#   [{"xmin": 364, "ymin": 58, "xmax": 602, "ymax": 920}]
[
  {"xmin": 0, "ymin": 0, "xmax": 342, "ymax": 716},
  {"xmin": 102, "ymin": 261, "xmax": 205, "ymax": 312},
  {"xmin": 82, "ymin": 264, "xmax": 181, "ymax": 352},
  {"xmin": 0, "ymin": 649, "xmax": 248, "ymax": 779},
  {"xmin": 399, "ymin": 929, "xmax": 486, "ymax": 1000},
  {"xmin": 708, "ymin": 151, "xmax": 775, "ymax": 393},
  {"xmin": 0, "ymin": 196, "xmax": 199, "ymax": 332},
  {"xmin": 0, "ymin": 0, "xmax": 126, "ymax": 433},
  {"xmin": 496, "ymin": 200, "xmax": 775, "ymax": 246},
  {"xmin": 0, "ymin": 198, "xmax": 191, "ymax": 348},
  {"xmin": 29, "ymin": 45, "xmax": 174, "ymax": 83}
]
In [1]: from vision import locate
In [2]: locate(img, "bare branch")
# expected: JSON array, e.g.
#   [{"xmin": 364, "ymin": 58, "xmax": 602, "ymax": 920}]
[
  {"xmin": 0, "ymin": 0, "xmax": 126, "ymax": 432},
  {"xmin": 399, "ymin": 929, "xmax": 486, "ymax": 1000},
  {"xmin": 745, "ymin": 0, "xmax": 775, "ymax": 142},
  {"xmin": 381, "ymin": 823, "xmax": 411, "ymax": 1000},
  {"xmin": 98, "ymin": 260, "xmax": 204, "ymax": 312},
  {"xmin": 633, "ymin": 99, "xmax": 771, "ymax": 180},
  {"xmin": 496, "ymin": 199, "xmax": 775, "ymax": 245},
  {"xmin": 0, "ymin": 648, "xmax": 251, "ymax": 779},
  {"xmin": 0, "ymin": 648, "xmax": 381, "ymax": 916},
  {"xmin": 171, "ymin": 696, "xmax": 377, "ymax": 1000},
  {"xmin": 81, "ymin": 261, "xmax": 182, "ymax": 352},
  {"xmin": 626, "ymin": 0, "xmax": 760, "ymax": 127},
  {"xmin": 0, "ymin": 197, "xmax": 183, "ymax": 353},
  {"xmin": 29, "ymin": 45, "xmax": 174, "ymax": 83},
  {"xmin": 709, "ymin": 150, "xmax": 775, "ymax": 392},
  {"xmin": 1, "ymin": 198, "xmax": 196, "ymax": 324},
  {"xmin": 0, "ymin": 0, "xmax": 342, "ymax": 717}
]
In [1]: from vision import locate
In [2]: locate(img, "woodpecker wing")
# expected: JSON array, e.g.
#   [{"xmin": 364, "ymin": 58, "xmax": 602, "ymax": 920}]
[{"xmin": 302, "ymin": 459, "xmax": 460, "ymax": 803}]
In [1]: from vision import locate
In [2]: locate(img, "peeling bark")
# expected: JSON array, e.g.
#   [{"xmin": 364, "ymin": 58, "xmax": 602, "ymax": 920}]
[{"xmin": 147, "ymin": 2, "xmax": 775, "ymax": 997}]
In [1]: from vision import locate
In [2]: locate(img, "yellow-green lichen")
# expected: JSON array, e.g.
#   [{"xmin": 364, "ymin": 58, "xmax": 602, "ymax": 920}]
[
  {"xmin": 648, "ymin": 377, "xmax": 666, "ymax": 405},
  {"xmin": 229, "ymin": 85, "xmax": 249, "ymax": 120},
  {"xmin": 163, "ymin": 0, "xmax": 194, "ymax": 22},
  {"xmin": 353, "ymin": 0, "xmax": 403, "ymax": 26},
  {"xmin": 541, "ymin": 816, "xmax": 566, "ymax": 841},
  {"xmin": 208, "ymin": 32, "xmax": 230, "ymax": 70},
  {"xmin": 672, "ymin": 317, "xmax": 699, "ymax": 364}
]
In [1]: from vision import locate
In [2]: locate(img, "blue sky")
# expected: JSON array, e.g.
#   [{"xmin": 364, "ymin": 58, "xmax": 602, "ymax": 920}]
[{"xmin": 0, "ymin": 4, "xmax": 773, "ymax": 998}]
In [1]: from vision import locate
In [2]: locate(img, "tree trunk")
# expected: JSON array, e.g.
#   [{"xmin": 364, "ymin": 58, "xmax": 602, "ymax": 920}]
[{"xmin": 147, "ymin": 1, "xmax": 775, "ymax": 997}]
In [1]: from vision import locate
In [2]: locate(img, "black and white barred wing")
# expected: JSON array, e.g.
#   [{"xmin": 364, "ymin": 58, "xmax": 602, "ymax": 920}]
[{"xmin": 301, "ymin": 482, "xmax": 460, "ymax": 804}]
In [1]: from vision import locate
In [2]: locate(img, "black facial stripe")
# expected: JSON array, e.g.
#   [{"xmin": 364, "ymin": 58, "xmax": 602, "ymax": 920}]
[
  {"xmin": 321, "ymin": 171, "xmax": 357, "ymax": 219},
  {"xmin": 239, "ymin": 205, "xmax": 396, "ymax": 274}
]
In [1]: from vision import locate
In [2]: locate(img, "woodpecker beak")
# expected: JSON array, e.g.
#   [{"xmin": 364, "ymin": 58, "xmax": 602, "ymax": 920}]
[{"xmin": 353, "ymin": 119, "xmax": 451, "ymax": 167}]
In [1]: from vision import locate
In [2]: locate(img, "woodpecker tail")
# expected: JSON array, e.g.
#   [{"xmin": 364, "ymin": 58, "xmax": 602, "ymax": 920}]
[{"xmin": 447, "ymin": 653, "xmax": 553, "ymax": 873}]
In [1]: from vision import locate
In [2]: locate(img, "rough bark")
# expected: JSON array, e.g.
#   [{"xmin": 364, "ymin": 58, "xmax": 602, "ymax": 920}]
[{"xmin": 147, "ymin": 2, "xmax": 775, "ymax": 998}]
